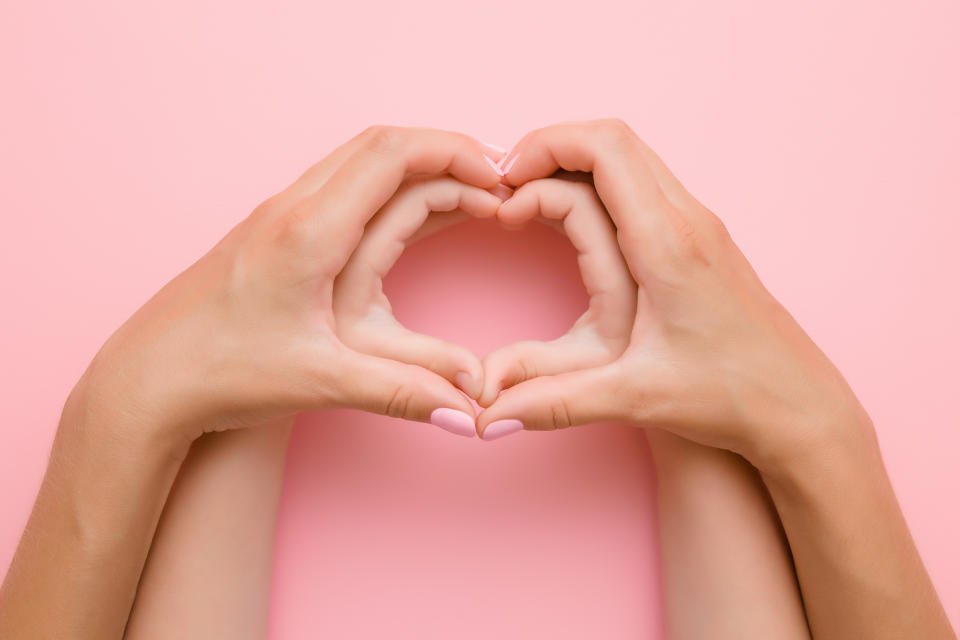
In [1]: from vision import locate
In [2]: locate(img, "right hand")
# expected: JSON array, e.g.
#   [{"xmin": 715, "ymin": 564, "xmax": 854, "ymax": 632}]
[{"xmin": 479, "ymin": 120, "xmax": 874, "ymax": 472}]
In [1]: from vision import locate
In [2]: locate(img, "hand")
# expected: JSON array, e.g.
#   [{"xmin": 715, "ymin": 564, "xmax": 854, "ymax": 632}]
[
  {"xmin": 475, "ymin": 176, "xmax": 637, "ymax": 413},
  {"xmin": 65, "ymin": 126, "xmax": 504, "ymax": 453},
  {"xmin": 332, "ymin": 174, "xmax": 504, "ymax": 434},
  {"xmin": 479, "ymin": 119, "xmax": 873, "ymax": 470},
  {"xmin": 331, "ymin": 173, "xmax": 638, "ymax": 439}
]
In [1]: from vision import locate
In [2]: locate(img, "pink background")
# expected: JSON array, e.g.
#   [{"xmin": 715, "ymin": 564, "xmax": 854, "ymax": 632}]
[{"xmin": 2, "ymin": 0, "xmax": 958, "ymax": 637}]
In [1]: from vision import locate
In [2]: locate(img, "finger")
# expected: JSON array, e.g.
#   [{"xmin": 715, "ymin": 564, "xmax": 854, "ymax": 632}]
[
  {"xmin": 334, "ymin": 176, "xmax": 501, "ymax": 398},
  {"xmin": 345, "ymin": 320, "xmax": 485, "ymax": 399},
  {"xmin": 347, "ymin": 175, "xmax": 502, "ymax": 279},
  {"xmin": 333, "ymin": 176, "xmax": 501, "ymax": 317},
  {"xmin": 476, "ymin": 362, "xmax": 628, "ymax": 440},
  {"xmin": 498, "ymin": 120, "xmax": 692, "ymax": 280},
  {"xmin": 498, "ymin": 179, "xmax": 636, "ymax": 317},
  {"xmin": 478, "ymin": 331, "xmax": 616, "ymax": 406},
  {"xmin": 479, "ymin": 179, "xmax": 636, "ymax": 404},
  {"xmin": 406, "ymin": 210, "xmax": 472, "ymax": 244},
  {"xmin": 302, "ymin": 127, "xmax": 503, "ymax": 271},
  {"xmin": 333, "ymin": 350, "xmax": 478, "ymax": 438}
]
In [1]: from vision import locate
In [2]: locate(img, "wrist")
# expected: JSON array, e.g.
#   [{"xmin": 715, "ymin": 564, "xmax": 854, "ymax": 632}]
[
  {"xmin": 753, "ymin": 405, "xmax": 882, "ymax": 494},
  {"xmin": 62, "ymin": 366, "xmax": 194, "ymax": 468}
]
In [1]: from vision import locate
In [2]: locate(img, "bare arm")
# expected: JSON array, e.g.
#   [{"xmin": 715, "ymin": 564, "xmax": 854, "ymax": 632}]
[
  {"xmin": 0, "ymin": 127, "xmax": 502, "ymax": 639},
  {"xmin": 479, "ymin": 119, "xmax": 955, "ymax": 639},
  {"xmin": 647, "ymin": 430, "xmax": 809, "ymax": 639},
  {"xmin": 124, "ymin": 421, "xmax": 292, "ymax": 640},
  {"xmin": 0, "ymin": 389, "xmax": 184, "ymax": 638},
  {"xmin": 762, "ymin": 419, "xmax": 951, "ymax": 639}
]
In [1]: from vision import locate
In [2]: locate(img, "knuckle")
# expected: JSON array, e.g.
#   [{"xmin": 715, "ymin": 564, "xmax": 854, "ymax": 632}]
[
  {"xmin": 516, "ymin": 356, "xmax": 536, "ymax": 383},
  {"xmin": 250, "ymin": 192, "xmax": 285, "ymax": 222},
  {"xmin": 548, "ymin": 397, "xmax": 573, "ymax": 430},
  {"xmin": 361, "ymin": 125, "xmax": 402, "ymax": 154},
  {"xmin": 596, "ymin": 118, "xmax": 637, "ymax": 148},
  {"xmin": 272, "ymin": 199, "xmax": 318, "ymax": 247},
  {"xmin": 705, "ymin": 210, "xmax": 731, "ymax": 242},
  {"xmin": 383, "ymin": 381, "xmax": 415, "ymax": 419},
  {"xmin": 664, "ymin": 206, "xmax": 711, "ymax": 266}
]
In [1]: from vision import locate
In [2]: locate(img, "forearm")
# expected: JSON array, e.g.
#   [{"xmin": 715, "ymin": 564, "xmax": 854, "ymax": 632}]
[
  {"xmin": 761, "ymin": 422, "xmax": 955, "ymax": 640},
  {"xmin": 125, "ymin": 420, "xmax": 292, "ymax": 640},
  {"xmin": 648, "ymin": 431, "xmax": 809, "ymax": 639},
  {"xmin": 0, "ymin": 389, "xmax": 185, "ymax": 639}
]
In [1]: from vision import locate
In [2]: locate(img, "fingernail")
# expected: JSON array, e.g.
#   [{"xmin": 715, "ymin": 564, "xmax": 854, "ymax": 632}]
[
  {"xmin": 500, "ymin": 154, "xmax": 519, "ymax": 175},
  {"xmin": 482, "ymin": 419, "xmax": 524, "ymax": 441},
  {"xmin": 430, "ymin": 408, "xmax": 477, "ymax": 438},
  {"xmin": 481, "ymin": 141, "xmax": 508, "ymax": 154},
  {"xmin": 483, "ymin": 154, "xmax": 505, "ymax": 177},
  {"xmin": 454, "ymin": 371, "xmax": 479, "ymax": 398},
  {"xmin": 489, "ymin": 183, "xmax": 513, "ymax": 200}
]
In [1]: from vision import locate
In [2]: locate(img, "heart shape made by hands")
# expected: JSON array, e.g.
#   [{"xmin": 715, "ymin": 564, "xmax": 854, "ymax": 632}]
[{"xmin": 332, "ymin": 172, "xmax": 638, "ymax": 438}]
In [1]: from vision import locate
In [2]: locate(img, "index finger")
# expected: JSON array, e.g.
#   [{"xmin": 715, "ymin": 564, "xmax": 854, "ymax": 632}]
[
  {"xmin": 306, "ymin": 126, "xmax": 503, "ymax": 256},
  {"xmin": 498, "ymin": 120, "xmax": 691, "ymax": 280}
]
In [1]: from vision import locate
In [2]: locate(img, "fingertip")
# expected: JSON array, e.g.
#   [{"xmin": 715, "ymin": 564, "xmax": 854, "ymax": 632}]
[
  {"xmin": 489, "ymin": 183, "xmax": 514, "ymax": 201},
  {"xmin": 455, "ymin": 369, "xmax": 483, "ymax": 400},
  {"xmin": 483, "ymin": 154, "xmax": 505, "ymax": 178},
  {"xmin": 480, "ymin": 418, "xmax": 525, "ymax": 441},
  {"xmin": 500, "ymin": 153, "xmax": 520, "ymax": 178},
  {"xmin": 430, "ymin": 407, "xmax": 477, "ymax": 438}
]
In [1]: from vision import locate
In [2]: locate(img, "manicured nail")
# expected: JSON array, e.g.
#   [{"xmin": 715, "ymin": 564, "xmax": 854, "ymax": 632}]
[
  {"xmin": 483, "ymin": 154, "xmax": 505, "ymax": 176},
  {"xmin": 500, "ymin": 154, "xmax": 519, "ymax": 175},
  {"xmin": 430, "ymin": 408, "xmax": 477, "ymax": 438},
  {"xmin": 489, "ymin": 183, "xmax": 513, "ymax": 200},
  {"xmin": 482, "ymin": 419, "xmax": 524, "ymax": 441},
  {"xmin": 481, "ymin": 141, "xmax": 508, "ymax": 154}
]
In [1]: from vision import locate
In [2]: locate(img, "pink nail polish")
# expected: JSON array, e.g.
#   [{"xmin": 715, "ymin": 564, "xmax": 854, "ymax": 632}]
[
  {"xmin": 483, "ymin": 154, "xmax": 505, "ymax": 177},
  {"xmin": 500, "ymin": 154, "xmax": 519, "ymax": 175},
  {"xmin": 430, "ymin": 408, "xmax": 477, "ymax": 438},
  {"xmin": 481, "ymin": 141, "xmax": 508, "ymax": 154},
  {"xmin": 482, "ymin": 419, "xmax": 523, "ymax": 441}
]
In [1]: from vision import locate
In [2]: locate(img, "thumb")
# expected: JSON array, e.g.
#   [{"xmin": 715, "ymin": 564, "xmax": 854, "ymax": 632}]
[
  {"xmin": 478, "ymin": 332, "xmax": 616, "ymax": 406},
  {"xmin": 332, "ymin": 349, "xmax": 478, "ymax": 438},
  {"xmin": 476, "ymin": 362, "xmax": 628, "ymax": 441},
  {"xmin": 341, "ymin": 318, "xmax": 484, "ymax": 399}
]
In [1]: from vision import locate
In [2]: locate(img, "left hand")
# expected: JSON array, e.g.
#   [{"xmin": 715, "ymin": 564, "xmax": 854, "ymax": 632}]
[
  {"xmin": 65, "ymin": 126, "xmax": 504, "ymax": 454},
  {"xmin": 478, "ymin": 120, "xmax": 872, "ymax": 469}
]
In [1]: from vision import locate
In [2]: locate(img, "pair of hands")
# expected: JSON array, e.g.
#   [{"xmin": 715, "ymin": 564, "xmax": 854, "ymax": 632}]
[{"xmin": 68, "ymin": 120, "xmax": 870, "ymax": 475}]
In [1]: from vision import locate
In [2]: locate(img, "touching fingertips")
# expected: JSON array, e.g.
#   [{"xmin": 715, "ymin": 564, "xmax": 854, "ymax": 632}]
[
  {"xmin": 429, "ymin": 408, "xmax": 476, "ymax": 438},
  {"xmin": 499, "ymin": 153, "xmax": 520, "ymax": 176},
  {"xmin": 454, "ymin": 370, "xmax": 482, "ymax": 399},
  {"xmin": 483, "ymin": 154, "xmax": 505, "ymax": 177},
  {"xmin": 489, "ymin": 183, "xmax": 513, "ymax": 201},
  {"xmin": 482, "ymin": 419, "xmax": 524, "ymax": 441}
]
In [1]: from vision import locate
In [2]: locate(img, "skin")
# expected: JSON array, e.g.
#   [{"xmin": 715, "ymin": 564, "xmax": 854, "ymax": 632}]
[
  {"xmin": 120, "ymin": 173, "xmax": 811, "ymax": 640},
  {"xmin": 124, "ymin": 422, "xmax": 292, "ymax": 640},
  {"xmin": 0, "ymin": 120, "xmax": 951, "ymax": 639},
  {"xmin": 0, "ymin": 126, "xmax": 504, "ymax": 639},
  {"xmin": 479, "ymin": 119, "xmax": 956, "ymax": 639},
  {"xmin": 465, "ymin": 175, "xmax": 809, "ymax": 638}
]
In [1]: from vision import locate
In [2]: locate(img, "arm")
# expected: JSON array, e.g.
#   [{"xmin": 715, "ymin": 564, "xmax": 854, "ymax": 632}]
[
  {"xmin": 647, "ymin": 430, "xmax": 809, "ymax": 639},
  {"xmin": 124, "ymin": 422, "xmax": 292, "ymax": 640},
  {"xmin": 761, "ymin": 417, "xmax": 948, "ymax": 638},
  {"xmin": 479, "ymin": 119, "xmax": 955, "ymax": 639},
  {"xmin": 0, "ymin": 126, "xmax": 503, "ymax": 639},
  {"xmin": 0, "ymin": 385, "xmax": 184, "ymax": 639}
]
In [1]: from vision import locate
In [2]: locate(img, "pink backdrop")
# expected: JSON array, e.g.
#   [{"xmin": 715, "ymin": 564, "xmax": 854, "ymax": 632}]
[{"xmin": 2, "ymin": 0, "xmax": 958, "ymax": 636}]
